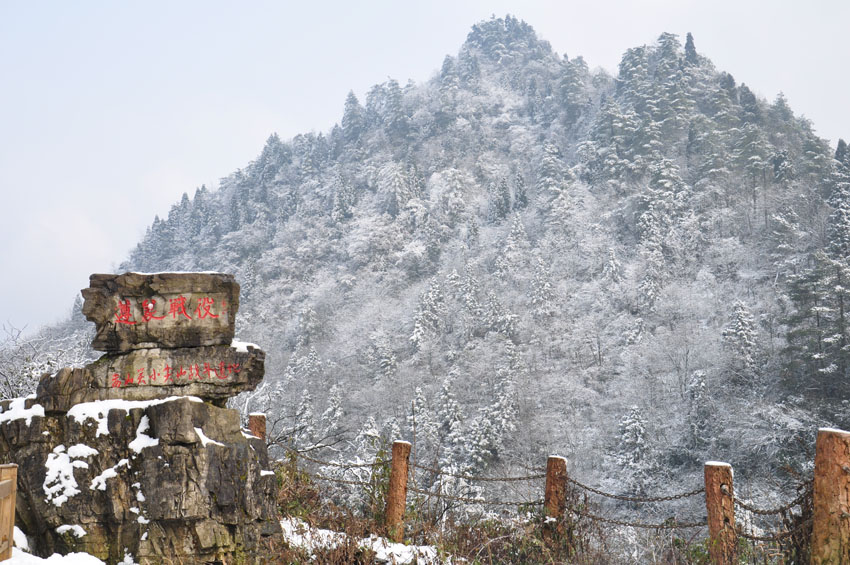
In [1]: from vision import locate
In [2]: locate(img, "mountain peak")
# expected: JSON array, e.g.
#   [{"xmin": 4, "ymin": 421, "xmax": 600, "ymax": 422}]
[{"xmin": 463, "ymin": 14, "xmax": 552, "ymax": 64}]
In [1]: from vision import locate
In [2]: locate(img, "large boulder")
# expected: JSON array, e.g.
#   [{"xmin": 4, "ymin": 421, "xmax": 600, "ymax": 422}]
[
  {"xmin": 0, "ymin": 396, "xmax": 281, "ymax": 564},
  {"xmin": 82, "ymin": 272, "xmax": 239, "ymax": 352}
]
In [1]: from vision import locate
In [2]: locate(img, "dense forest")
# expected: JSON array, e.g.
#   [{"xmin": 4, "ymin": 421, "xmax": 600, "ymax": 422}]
[{"xmin": 7, "ymin": 16, "xmax": 850, "ymax": 520}]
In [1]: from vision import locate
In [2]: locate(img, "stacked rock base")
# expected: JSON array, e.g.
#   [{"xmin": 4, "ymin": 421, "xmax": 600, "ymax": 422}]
[
  {"xmin": 2, "ymin": 396, "xmax": 279, "ymax": 563},
  {"xmin": 0, "ymin": 273, "xmax": 282, "ymax": 564}
]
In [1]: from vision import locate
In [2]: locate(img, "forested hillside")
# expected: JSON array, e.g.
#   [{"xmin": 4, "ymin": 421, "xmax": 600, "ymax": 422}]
[{"xmin": 16, "ymin": 16, "xmax": 850, "ymax": 503}]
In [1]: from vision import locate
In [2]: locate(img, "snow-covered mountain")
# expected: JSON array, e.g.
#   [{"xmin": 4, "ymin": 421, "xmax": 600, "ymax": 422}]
[{"xmin": 28, "ymin": 16, "xmax": 850, "ymax": 497}]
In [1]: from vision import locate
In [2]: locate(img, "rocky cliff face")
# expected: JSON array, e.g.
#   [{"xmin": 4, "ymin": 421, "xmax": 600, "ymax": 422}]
[{"xmin": 0, "ymin": 273, "xmax": 282, "ymax": 564}]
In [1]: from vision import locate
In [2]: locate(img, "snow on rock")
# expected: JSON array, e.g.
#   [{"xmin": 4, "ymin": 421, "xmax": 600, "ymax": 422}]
[
  {"xmin": 231, "ymin": 339, "xmax": 258, "ymax": 353},
  {"xmin": 89, "ymin": 459, "xmax": 129, "ymax": 491},
  {"xmin": 55, "ymin": 525, "xmax": 87, "ymax": 538},
  {"xmin": 66, "ymin": 445, "xmax": 98, "ymax": 459},
  {"xmin": 67, "ymin": 397, "xmax": 203, "ymax": 437},
  {"xmin": 194, "ymin": 427, "xmax": 224, "ymax": 447},
  {"xmin": 0, "ymin": 396, "xmax": 45, "ymax": 426},
  {"xmin": 43, "ymin": 446, "xmax": 90, "ymax": 507},
  {"xmin": 127, "ymin": 416, "xmax": 158, "ymax": 453}
]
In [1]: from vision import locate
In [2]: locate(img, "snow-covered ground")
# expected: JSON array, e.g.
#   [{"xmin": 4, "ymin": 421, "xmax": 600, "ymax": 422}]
[
  {"xmin": 6, "ymin": 549, "xmax": 106, "ymax": 564},
  {"xmin": 280, "ymin": 517, "xmax": 450, "ymax": 564},
  {"xmin": 9, "ymin": 521, "xmax": 451, "ymax": 564},
  {"xmin": 7, "ymin": 528, "xmax": 137, "ymax": 564}
]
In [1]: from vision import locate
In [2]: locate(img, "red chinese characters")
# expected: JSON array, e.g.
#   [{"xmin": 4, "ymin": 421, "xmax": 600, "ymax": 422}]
[
  {"xmin": 195, "ymin": 297, "xmax": 219, "ymax": 319},
  {"xmin": 109, "ymin": 360, "xmax": 239, "ymax": 387},
  {"xmin": 168, "ymin": 296, "xmax": 192, "ymax": 320},
  {"xmin": 141, "ymin": 299, "xmax": 166, "ymax": 322},
  {"xmin": 114, "ymin": 300, "xmax": 136, "ymax": 325},
  {"xmin": 113, "ymin": 295, "xmax": 226, "ymax": 327}
]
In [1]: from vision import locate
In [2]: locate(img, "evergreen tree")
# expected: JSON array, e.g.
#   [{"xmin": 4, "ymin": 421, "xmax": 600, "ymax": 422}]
[
  {"xmin": 786, "ymin": 252, "xmax": 850, "ymax": 395},
  {"xmin": 530, "ymin": 256, "xmax": 555, "ymax": 316},
  {"xmin": 320, "ymin": 384, "xmax": 344, "ymax": 440},
  {"xmin": 684, "ymin": 32, "xmax": 698, "ymax": 66},
  {"xmin": 342, "ymin": 91, "xmax": 365, "ymax": 144},
  {"xmin": 489, "ymin": 177, "xmax": 512, "ymax": 221},
  {"xmin": 295, "ymin": 389, "xmax": 316, "ymax": 449},
  {"xmin": 407, "ymin": 387, "xmax": 438, "ymax": 453},
  {"xmin": 722, "ymin": 301, "xmax": 759, "ymax": 379},
  {"xmin": 410, "ymin": 279, "xmax": 445, "ymax": 351},
  {"xmin": 616, "ymin": 406, "xmax": 652, "ymax": 493},
  {"xmin": 836, "ymin": 139, "xmax": 849, "ymax": 168},
  {"xmin": 686, "ymin": 370, "xmax": 710, "ymax": 452},
  {"xmin": 513, "ymin": 170, "xmax": 528, "ymax": 210},
  {"xmin": 602, "ymin": 247, "xmax": 622, "ymax": 283},
  {"xmin": 436, "ymin": 374, "xmax": 463, "ymax": 461}
]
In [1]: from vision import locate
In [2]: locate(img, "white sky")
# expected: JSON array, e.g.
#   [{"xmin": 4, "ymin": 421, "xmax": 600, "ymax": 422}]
[{"xmin": 1, "ymin": 0, "xmax": 848, "ymax": 334}]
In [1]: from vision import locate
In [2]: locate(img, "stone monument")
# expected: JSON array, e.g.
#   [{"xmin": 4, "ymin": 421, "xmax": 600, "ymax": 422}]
[{"xmin": 0, "ymin": 273, "xmax": 282, "ymax": 564}]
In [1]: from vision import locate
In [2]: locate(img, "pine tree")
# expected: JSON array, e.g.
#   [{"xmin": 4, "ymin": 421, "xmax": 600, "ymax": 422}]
[
  {"xmin": 538, "ymin": 144, "xmax": 574, "ymax": 228},
  {"xmin": 786, "ymin": 253, "xmax": 850, "ymax": 395},
  {"xmin": 530, "ymin": 256, "xmax": 555, "ymax": 316},
  {"xmin": 377, "ymin": 162, "xmax": 412, "ymax": 217},
  {"xmin": 602, "ymin": 247, "xmax": 622, "ymax": 283},
  {"xmin": 684, "ymin": 32, "xmax": 698, "ymax": 66},
  {"xmin": 436, "ymin": 374, "xmax": 463, "ymax": 460},
  {"xmin": 467, "ymin": 360, "xmax": 517, "ymax": 471},
  {"xmin": 686, "ymin": 370, "xmax": 710, "ymax": 452},
  {"xmin": 410, "ymin": 279, "xmax": 445, "ymax": 351},
  {"xmin": 616, "ymin": 406, "xmax": 651, "ymax": 493},
  {"xmin": 408, "ymin": 387, "xmax": 438, "ymax": 454},
  {"xmin": 827, "ymin": 182, "xmax": 850, "ymax": 260},
  {"xmin": 320, "ymin": 384, "xmax": 344, "ymax": 440},
  {"xmin": 722, "ymin": 301, "xmax": 759, "ymax": 379},
  {"xmin": 836, "ymin": 139, "xmax": 849, "ymax": 168},
  {"xmin": 513, "ymin": 171, "xmax": 528, "ymax": 210},
  {"xmin": 489, "ymin": 177, "xmax": 512, "ymax": 221},
  {"xmin": 295, "ymin": 389, "xmax": 315, "ymax": 449}
]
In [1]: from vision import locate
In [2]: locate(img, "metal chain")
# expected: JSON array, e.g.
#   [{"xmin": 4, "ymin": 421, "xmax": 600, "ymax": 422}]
[
  {"xmin": 566, "ymin": 506, "xmax": 707, "ymax": 530},
  {"xmin": 408, "ymin": 486, "xmax": 543, "ymax": 507},
  {"xmin": 737, "ymin": 517, "xmax": 813, "ymax": 542},
  {"xmin": 733, "ymin": 483, "xmax": 813, "ymax": 516},
  {"xmin": 293, "ymin": 451, "xmax": 381, "ymax": 469},
  {"xmin": 566, "ymin": 476, "xmax": 705, "ymax": 503},
  {"xmin": 411, "ymin": 461, "xmax": 546, "ymax": 483}
]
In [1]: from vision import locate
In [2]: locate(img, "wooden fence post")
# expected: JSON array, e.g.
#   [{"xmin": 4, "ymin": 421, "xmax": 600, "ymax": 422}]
[
  {"xmin": 0, "ymin": 464, "xmax": 17, "ymax": 561},
  {"xmin": 248, "ymin": 413, "xmax": 266, "ymax": 441},
  {"xmin": 544, "ymin": 456, "xmax": 567, "ymax": 541},
  {"xmin": 705, "ymin": 461, "xmax": 736, "ymax": 565},
  {"xmin": 385, "ymin": 440, "xmax": 411, "ymax": 543},
  {"xmin": 811, "ymin": 427, "xmax": 850, "ymax": 564}
]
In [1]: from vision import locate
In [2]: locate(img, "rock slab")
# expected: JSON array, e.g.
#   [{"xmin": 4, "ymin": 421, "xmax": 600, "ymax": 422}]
[
  {"xmin": 82, "ymin": 272, "xmax": 239, "ymax": 352},
  {"xmin": 36, "ymin": 343, "xmax": 265, "ymax": 411}
]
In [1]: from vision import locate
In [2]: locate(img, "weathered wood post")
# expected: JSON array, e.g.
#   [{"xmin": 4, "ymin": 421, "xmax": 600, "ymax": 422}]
[
  {"xmin": 0, "ymin": 464, "xmax": 17, "ymax": 561},
  {"xmin": 248, "ymin": 413, "xmax": 266, "ymax": 441},
  {"xmin": 705, "ymin": 461, "xmax": 736, "ymax": 565},
  {"xmin": 812, "ymin": 427, "xmax": 850, "ymax": 564},
  {"xmin": 385, "ymin": 440, "xmax": 411, "ymax": 543},
  {"xmin": 544, "ymin": 456, "xmax": 568, "ymax": 542}
]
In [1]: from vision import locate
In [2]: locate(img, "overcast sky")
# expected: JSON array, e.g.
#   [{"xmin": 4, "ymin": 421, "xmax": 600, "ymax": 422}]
[{"xmin": 1, "ymin": 0, "xmax": 848, "ymax": 335}]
